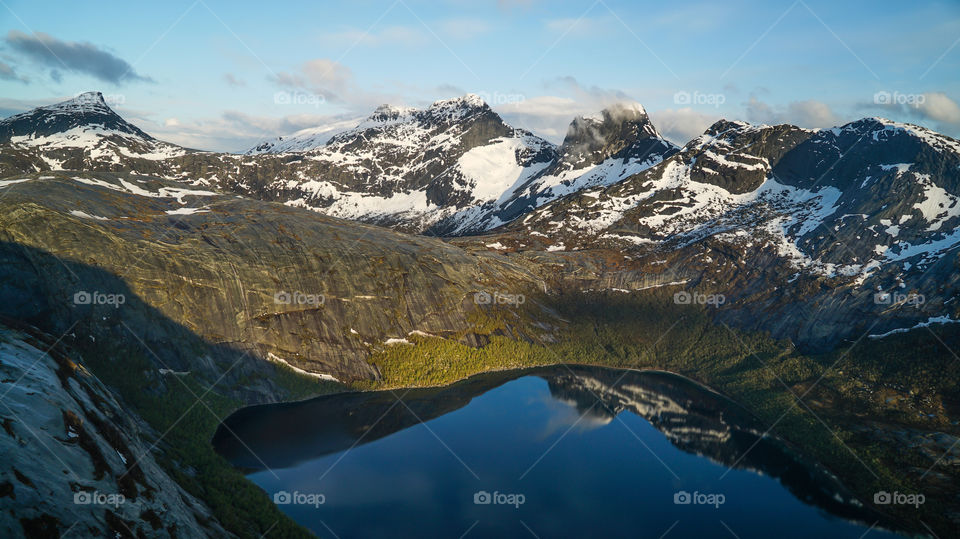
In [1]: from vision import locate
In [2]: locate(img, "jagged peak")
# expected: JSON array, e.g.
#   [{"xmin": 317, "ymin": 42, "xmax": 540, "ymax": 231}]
[
  {"xmin": 561, "ymin": 101, "xmax": 664, "ymax": 152},
  {"xmin": 43, "ymin": 91, "xmax": 115, "ymax": 115},
  {"xmin": 360, "ymin": 94, "xmax": 490, "ymax": 125},
  {"xmin": 0, "ymin": 92, "xmax": 116, "ymax": 124},
  {"xmin": 703, "ymin": 119, "xmax": 754, "ymax": 137},
  {"xmin": 430, "ymin": 93, "xmax": 487, "ymax": 110},
  {"xmin": 365, "ymin": 103, "xmax": 417, "ymax": 124}
]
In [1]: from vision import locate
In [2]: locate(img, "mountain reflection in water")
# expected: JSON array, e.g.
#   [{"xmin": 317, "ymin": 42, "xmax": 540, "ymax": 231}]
[{"xmin": 214, "ymin": 366, "xmax": 903, "ymax": 538}]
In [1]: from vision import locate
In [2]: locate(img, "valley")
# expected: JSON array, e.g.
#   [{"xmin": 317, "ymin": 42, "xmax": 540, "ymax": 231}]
[{"xmin": 1, "ymin": 92, "xmax": 959, "ymax": 538}]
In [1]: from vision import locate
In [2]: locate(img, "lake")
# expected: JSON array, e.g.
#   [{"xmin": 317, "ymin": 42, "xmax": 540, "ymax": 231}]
[{"xmin": 213, "ymin": 365, "xmax": 903, "ymax": 538}]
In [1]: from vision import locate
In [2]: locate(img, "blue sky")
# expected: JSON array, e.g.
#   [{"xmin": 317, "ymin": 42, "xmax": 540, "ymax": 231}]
[{"xmin": 1, "ymin": 0, "xmax": 958, "ymax": 151}]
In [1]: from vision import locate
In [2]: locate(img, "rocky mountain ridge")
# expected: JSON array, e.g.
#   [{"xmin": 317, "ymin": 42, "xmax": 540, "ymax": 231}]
[
  {"xmin": 489, "ymin": 115, "xmax": 960, "ymax": 349},
  {"xmin": 0, "ymin": 93, "xmax": 676, "ymax": 235}
]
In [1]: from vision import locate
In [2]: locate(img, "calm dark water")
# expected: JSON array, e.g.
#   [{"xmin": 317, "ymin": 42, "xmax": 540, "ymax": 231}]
[{"xmin": 213, "ymin": 366, "xmax": 903, "ymax": 538}]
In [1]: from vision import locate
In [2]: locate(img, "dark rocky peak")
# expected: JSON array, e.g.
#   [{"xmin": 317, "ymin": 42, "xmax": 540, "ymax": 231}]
[
  {"xmin": 702, "ymin": 119, "xmax": 754, "ymax": 138},
  {"xmin": 556, "ymin": 102, "xmax": 676, "ymax": 169},
  {"xmin": 361, "ymin": 94, "xmax": 492, "ymax": 126},
  {"xmin": 0, "ymin": 91, "xmax": 152, "ymax": 143},
  {"xmin": 562, "ymin": 102, "xmax": 656, "ymax": 151}
]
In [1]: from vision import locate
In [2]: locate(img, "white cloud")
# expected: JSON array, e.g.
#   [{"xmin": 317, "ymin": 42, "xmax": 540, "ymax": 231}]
[
  {"xmin": 648, "ymin": 107, "xmax": 720, "ymax": 145},
  {"xmin": 862, "ymin": 91, "xmax": 960, "ymax": 136},
  {"xmin": 321, "ymin": 26, "xmax": 428, "ymax": 48},
  {"xmin": 271, "ymin": 58, "xmax": 358, "ymax": 104},
  {"xmin": 745, "ymin": 96, "xmax": 841, "ymax": 128},
  {"xmin": 495, "ymin": 78, "xmax": 640, "ymax": 142},
  {"xmin": 915, "ymin": 92, "xmax": 960, "ymax": 125}
]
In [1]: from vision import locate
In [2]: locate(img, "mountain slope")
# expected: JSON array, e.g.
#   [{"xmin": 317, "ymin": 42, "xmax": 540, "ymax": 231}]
[
  {"xmin": 0, "ymin": 92, "xmax": 187, "ymax": 172},
  {"xmin": 0, "ymin": 171, "xmax": 554, "ymax": 381},
  {"xmin": 244, "ymin": 115, "xmax": 363, "ymax": 155},
  {"xmin": 487, "ymin": 117, "xmax": 960, "ymax": 349}
]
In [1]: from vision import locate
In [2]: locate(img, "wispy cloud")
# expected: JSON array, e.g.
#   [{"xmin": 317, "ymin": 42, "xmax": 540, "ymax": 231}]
[
  {"xmin": 0, "ymin": 60, "xmax": 27, "ymax": 83},
  {"xmin": 270, "ymin": 58, "xmax": 401, "ymax": 110},
  {"xmin": 271, "ymin": 58, "xmax": 357, "ymax": 104},
  {"xmin": 862, "ymin": 91, "xmax": 960, "ymax": 133},
  {"xmin": 223, "ymin": 73, "xmax": 245, "ymax": 87},
  {"xmin": 648, "ymin": 107, "xmax": 721, "ymax": 145},
  {"xmin": 4, "ymin": 31, "xmax": 153, "ymax": 84},
  {"xmin": 495, "ymin": 77, "xmax": 636, "ymax": 141},
  {"xmin": 321, "ymin": 25, "xmax": 428, "ymax": 47},
  {"xmin": 744, "ymin": 95, "xmax": 841, "ymax": 128},
  {"xmin": 915, "ymin": 92, "xmax": 960, "ymax": 125}
]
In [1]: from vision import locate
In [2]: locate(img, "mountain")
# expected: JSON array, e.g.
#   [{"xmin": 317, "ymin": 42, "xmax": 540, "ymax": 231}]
[
  {"xmin": 0, "ymin": 93, "xmax": 677, "ymax": 236},
  {"xmin": 432, "ymin": 102, "xmax": 679, "ymax": 234},
  {"xmin": 244, "ymin": 115, "xmax": 363, "ymax": 155},
  {"xmin": 238, "ymin": 95, "xmax": 560, "ymax": 232},
  {"xmin": 0, "ymin": 92, "xmax": 187, "ymax": 173},
  {"xmin": 4, "ymin": 92, "xmax": 960, "ymax": 351},
  {"xmin": 3, "ymin": 111, "xmax": 960, "ymax": 536},
  {"xmin": 492, "ymin": 116, "xmax": 960, "ymax": 350},
  {"xmin": 235, "ymin": 99, "xmax": 678, "ymax": 235}
]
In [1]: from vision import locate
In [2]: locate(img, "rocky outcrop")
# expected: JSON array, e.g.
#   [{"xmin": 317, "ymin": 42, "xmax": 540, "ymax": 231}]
[{"xmin": 0, "ymin": 322, "xmax": 230, "ymax": 538}]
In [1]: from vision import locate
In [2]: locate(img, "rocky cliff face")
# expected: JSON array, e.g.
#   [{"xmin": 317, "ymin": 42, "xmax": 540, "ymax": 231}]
[{"xmin": 0, "ymin": 322, "xmax": 230, "ymax": 538}]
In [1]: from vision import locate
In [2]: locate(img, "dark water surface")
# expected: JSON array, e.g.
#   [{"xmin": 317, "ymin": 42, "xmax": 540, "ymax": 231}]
[{"xmin": 213, "ymin": 366, "xmax": 903, "ymax": 538}]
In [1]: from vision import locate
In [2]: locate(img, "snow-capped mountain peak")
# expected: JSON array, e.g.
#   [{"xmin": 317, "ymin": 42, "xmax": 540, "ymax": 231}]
[
  {"xmin": 0, "ymin": 91, "xmax": 186, "ymax": 167},
  {"xmin": 0, "ymin": 91, "xmax": 151, "ymax": 143}
]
